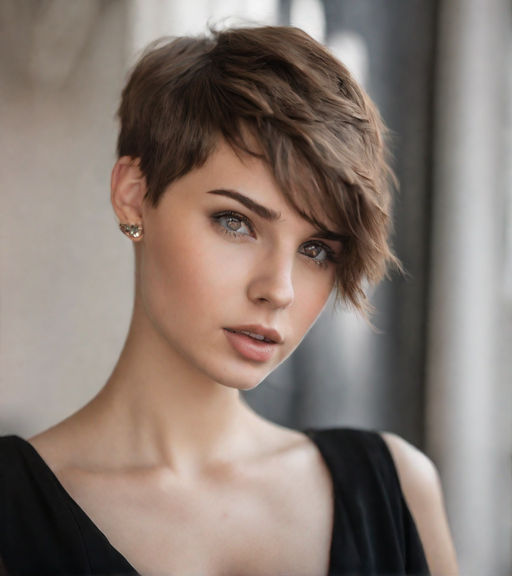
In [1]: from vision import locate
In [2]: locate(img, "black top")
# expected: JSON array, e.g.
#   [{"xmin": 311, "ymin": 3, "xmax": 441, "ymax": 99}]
[{"xmin": 0, "ymin": 428, "xmax": 429, "ymax": 575}]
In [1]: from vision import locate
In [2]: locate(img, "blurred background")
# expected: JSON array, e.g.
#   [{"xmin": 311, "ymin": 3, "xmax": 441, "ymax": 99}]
[{"xmin": 0, "ymin": 0, "xmax": 510, "ymax": 574}]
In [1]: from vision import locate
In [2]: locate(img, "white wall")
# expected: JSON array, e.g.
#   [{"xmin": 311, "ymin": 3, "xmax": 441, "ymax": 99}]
[
  {"xmin": 1, "ymin": 0, "xmax": 132, "ymax": 436},
  {"xmin": 0, "ymin": 0, "xmax": 281, "ymax": 438}
]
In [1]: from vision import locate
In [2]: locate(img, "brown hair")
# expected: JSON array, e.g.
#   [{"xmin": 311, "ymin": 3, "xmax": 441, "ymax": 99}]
[{"xmin": 117, "ymin": 25, "xmax": 399, "ymax": 313}]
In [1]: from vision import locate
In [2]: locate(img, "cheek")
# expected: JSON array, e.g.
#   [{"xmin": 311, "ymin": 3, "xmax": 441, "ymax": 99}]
[
  {"xmin": 142, "ymin": 241, "xmax": 205, "ymax": 315},
  {"xmin": 139, "ymin": 227, "xmax": 252, "ymax": 316},
  {"xmin": 293, "ymin": 271, "xmax": 334, "ymax": 330}
]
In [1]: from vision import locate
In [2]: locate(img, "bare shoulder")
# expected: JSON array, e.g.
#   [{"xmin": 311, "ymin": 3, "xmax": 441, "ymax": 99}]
[
  {"xmin": 380, "ymin": 432, "xmax": 459, "ymax": 576},
  {"xmin": 28, "ymin": 413, "xmax": 93, "ymax": 473},
  {"xmin": 380, "ymin": 432, "xmax": 439, "ymax": 502}
]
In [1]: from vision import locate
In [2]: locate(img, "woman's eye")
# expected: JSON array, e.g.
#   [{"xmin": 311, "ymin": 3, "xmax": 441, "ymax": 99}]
[
  {"xmin": 213, "ymin": 211, "xmax": 254, "ymax": 237},
  {"xmin": 299, "ymin": 241, "xmax": 335, "ymax": 266}
]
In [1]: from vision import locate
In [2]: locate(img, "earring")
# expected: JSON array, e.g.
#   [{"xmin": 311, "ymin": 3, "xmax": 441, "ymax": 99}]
[{"xmin": 119, "ymin": 222, "xmax": 144, "ymax": 240}]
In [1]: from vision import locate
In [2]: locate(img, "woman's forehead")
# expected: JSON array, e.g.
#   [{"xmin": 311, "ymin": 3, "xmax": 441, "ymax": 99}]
[{"xmin": 207, "ymin": 135, "xmax": 344, "ymax": 233}]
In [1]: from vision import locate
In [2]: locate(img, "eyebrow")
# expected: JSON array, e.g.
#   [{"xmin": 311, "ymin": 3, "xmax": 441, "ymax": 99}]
[
  {"xmin": 207, "ymin": 189, "xmax": 281, "ymax": 222},
  {"xmin": 207, "ymin": 188, "xmax": 345, "ymax": 243},
  {"xmin": 313, "ymin": 229, "xmax": 347, "ymax": 244}
]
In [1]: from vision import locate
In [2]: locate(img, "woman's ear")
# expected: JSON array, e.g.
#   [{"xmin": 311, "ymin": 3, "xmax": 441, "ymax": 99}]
[{"xmin": 111, "ymin": 156, "xmax": 147, "ymax": 240}]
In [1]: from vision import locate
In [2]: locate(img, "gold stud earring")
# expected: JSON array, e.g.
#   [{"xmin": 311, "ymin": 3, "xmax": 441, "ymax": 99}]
[{"xmin": 119, "ymin": 222, "xmax": 144, "ymax": 240}]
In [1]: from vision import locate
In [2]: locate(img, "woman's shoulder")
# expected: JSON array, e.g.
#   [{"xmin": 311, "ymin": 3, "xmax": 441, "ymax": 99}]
[
  {"xmin": 0, "ymin": 434, "xmax": 32, "ymax": 481},
  {"xmin": 304, "ymin": 426, "xmax": 405, "ymax": 483},
  {"xmin": 0, "ymin": 434, "xmax": 61, "ymax": 517},
  {"xmin": 304, "ymin": 427, "xmax": 424, "ymax": 528},
  {"xmin": 0, "ymin": 427, "xmax": 71, "ymax": 483},
  {"xmin": 0, "ymin": 433, "xmax": 81, "ymax": 538},
  {"xmin": 0, "ymin": 433, "xmax": 134, "ymax": 575},
  {"xmin": 380, "ymin": 432, "xmax": 459, "ymax": 576},
  {"xmin": 379, "ymin": 431, "xmax": 440, "ymax": 501},
  {"xmin": 306, "ymin": 427, "xmax": 458, "ymax": 575},
  {"xmin": 305, "ymin": 426, "xmax": 442, "ymax": 497},
  {"xmin": 0, "ymin": 434, "xmax": 67, "ymax": 569}
]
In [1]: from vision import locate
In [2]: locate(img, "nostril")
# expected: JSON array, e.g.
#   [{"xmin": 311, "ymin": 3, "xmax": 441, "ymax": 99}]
[{"xmin": 246, "ymin": 261, "xmax": 295, "ymax": 309}]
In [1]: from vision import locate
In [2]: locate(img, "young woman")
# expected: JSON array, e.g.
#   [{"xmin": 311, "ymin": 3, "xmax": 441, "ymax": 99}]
[{"xmin": 0, "ymin": 25, "xmax": 458, "ymax": 576}]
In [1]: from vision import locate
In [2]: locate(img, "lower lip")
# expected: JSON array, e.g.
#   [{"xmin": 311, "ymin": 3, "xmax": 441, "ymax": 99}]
[{"xmin": 223, "ymin": 329, "xmax": 277, "ymax": 362}]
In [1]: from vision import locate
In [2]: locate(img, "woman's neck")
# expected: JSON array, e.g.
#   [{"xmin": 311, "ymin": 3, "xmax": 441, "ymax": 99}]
[{"xmin": 67, "ymin": 305, "xmax": 273, "ymax": 477}]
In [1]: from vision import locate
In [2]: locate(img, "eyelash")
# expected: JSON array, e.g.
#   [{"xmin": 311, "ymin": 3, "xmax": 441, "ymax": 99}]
[
  {"xmin": 300, "ymin": 241, "xmax": 337, "ymax": 269},
  {"xmin": 212, "ymin": 210, "xmax": 255, "ymax": 239},
  {"xmin": 211, "ymin": 210, "xmax": 338, "ymax": 268}
]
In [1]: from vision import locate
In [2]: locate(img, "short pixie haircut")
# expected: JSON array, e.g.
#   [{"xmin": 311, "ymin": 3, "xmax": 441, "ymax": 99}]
[{"xmin": 117, "ymin": 25, "xmax": 398, "ymax": 313}]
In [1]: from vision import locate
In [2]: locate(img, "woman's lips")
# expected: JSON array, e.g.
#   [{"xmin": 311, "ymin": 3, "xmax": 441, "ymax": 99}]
[{"xmin": 223, "ymin": 328, "xmax": 278, "ymax": 362}]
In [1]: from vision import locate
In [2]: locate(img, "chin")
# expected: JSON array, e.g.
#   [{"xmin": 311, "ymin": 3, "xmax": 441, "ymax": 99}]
[
  {"xmin": 222, "ymin": 376, "xmax": 265, "ymax": 392},
  {"xmin": 216, "ymin": 369, "xmax": 269, "ymax": 392},
  {"xmin": 204, "ymin": 361, "xmax": 273, "ymax": 392}
]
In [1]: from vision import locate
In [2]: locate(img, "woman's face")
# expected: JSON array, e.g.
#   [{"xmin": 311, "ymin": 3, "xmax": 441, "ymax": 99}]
[{"xmin": 137, "ymin": 140, "xmax": 341, "ymax": 390}]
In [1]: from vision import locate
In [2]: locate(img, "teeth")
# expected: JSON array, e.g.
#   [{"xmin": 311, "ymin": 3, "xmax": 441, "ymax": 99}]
[
  {"xmin": 226, "ymin": 328, "xmax": 274, "ymax": 343},
  {"xmin": 240, "ymin": 330, "xmax": 266, "ymax": 341}
]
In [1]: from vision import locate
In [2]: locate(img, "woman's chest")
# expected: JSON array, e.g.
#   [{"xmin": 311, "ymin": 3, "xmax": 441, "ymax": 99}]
[{"xmin": 62, "ymin": 448, "xmax": 335, "ymax": 575}]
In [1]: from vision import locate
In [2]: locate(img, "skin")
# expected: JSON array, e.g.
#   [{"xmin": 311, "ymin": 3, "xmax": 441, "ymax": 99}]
[
  {"xmin": 104, "ymin": 138, "xmax": 338, "ymax": 472},
  {"xmin": 383, "ymin": 433, "xmax": 459, "ymax": 575},
  {"xmin": 29, "ymin": 140, "xmax": 458, "ymax": 575}
]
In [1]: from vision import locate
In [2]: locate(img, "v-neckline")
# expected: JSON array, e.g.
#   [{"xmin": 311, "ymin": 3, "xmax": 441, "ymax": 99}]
[{"xmin": 15, "ymin": 429, "xmax": 339, "ymax": 575}]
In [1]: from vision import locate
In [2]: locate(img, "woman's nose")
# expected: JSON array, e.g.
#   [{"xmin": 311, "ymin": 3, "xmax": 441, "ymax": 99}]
[{"xmin": 246, "ymin": 250, "xmax": 295, "ymax": 309}]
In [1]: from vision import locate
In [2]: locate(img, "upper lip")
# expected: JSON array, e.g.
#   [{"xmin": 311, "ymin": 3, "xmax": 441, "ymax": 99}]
[{"xmin": 224, "ymin": 324, "xmax": 283, "ymax": 344}]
